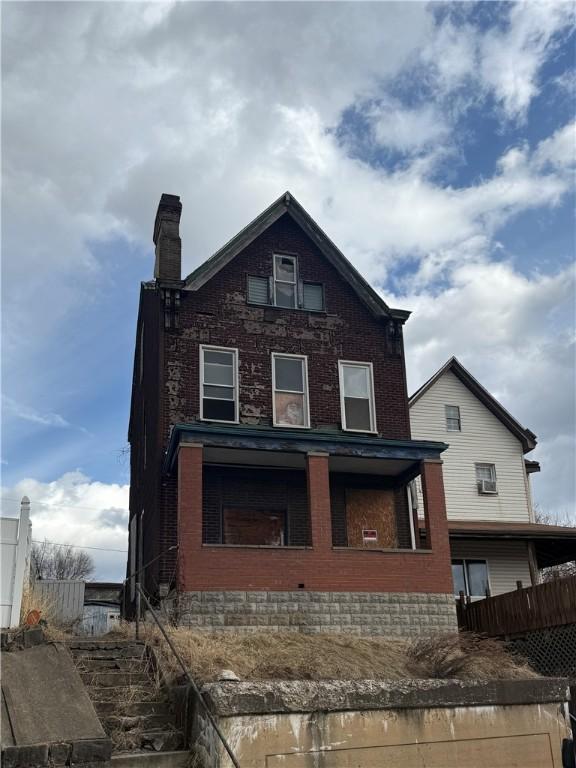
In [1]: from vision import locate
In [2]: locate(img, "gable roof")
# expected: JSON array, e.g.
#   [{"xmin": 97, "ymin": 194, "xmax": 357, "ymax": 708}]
[
  {"xmin": 183, "ymin": 191, "xmax": 410, "ymax": 322},
  {"xmin": 409, "ymin": 357, "xmax": 537, "ymax": 453}
]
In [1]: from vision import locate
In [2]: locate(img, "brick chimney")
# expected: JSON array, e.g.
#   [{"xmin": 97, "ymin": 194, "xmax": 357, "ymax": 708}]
[{"xmin": 153, "ymin": 193, "xmax": 182, "ymax": 282}]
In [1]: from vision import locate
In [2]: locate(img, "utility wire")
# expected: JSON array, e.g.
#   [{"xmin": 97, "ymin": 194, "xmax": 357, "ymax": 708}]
[
  {"xmin": 1, "ymin": 496, "xmax": 128, "ymax": 514},
  {"xmin": 32, "ymin": 539, "xmax": 127, "ymax": 553}
]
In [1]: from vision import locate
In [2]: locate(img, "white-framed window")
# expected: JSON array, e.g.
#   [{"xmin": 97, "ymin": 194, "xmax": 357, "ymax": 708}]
[
  {"xmin": 247, "ymin": 257, "xmax": 325, "ymax": 311},
  {"xmin": 200, "ymin": 345, "xmax": 239, "ymax": 423},
  {"xmin": 338, "ymin": 361, "xmax": 376, "ymax": 433},
  {"xmin": 445, "ymin": 404, "xmax": 461, "ymax": 431},
  {"xmin": 272, "ymin": 353, "xmax": 310, "ymax": 428},
  {"xmin": 273, "ymin": 254, "xmax": 297, "ymax": 308},
  {"xmin": 475, "ymin": 463, "xmax": 497, "ymax": 494},
  {"xmin": 452, "ymin": 559, "xmax": 490, "ymax": 597}
]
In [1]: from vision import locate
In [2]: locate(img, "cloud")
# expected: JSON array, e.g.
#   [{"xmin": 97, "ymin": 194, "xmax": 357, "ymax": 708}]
[
  {"xmin": 1, "ymin": 472, "xmax": 129, "ymax": 581},
  {"xmin": 399, "ymin": 260, "xmax": 576, "ymax": 523},
  {"xmin": 2, "ymin": 395, "xmax": 72, "ymax": 429}
]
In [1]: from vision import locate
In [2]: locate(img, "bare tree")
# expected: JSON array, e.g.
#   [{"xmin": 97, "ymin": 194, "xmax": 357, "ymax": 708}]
[
  {"xmin": 31, "ymin": 540, "xmax": 95, "ymax": 581},
  {"xmin": 533, "ymin": 505, "xmax": 576, "ymax": 581}
]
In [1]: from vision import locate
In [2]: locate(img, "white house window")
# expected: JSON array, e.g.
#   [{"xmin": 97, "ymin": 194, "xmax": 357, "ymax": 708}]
[
  {"xmin": 274, "ymin": 254, "xmax": 297, "ymax": 308},
  {"xmin": 200, "ymin": 346, "xmax": 238, "ymax": 423},
  {"xmin": 445, "ymin": 404, "xmax": 461, "ymax": 431},
  {"xmin": 452, "ymin": 559, "xmax": 490, "ymax": 597},
  {"xmin": 272, "ymin": 353, "xmax": 309, "ymax": 428},
  {"xmin": 475, "ymin": 463, "xmax": 497, "ymax": 494},
  {"xmin": 339, "ymin": 361, "xmax": 376, "ymax": 433}
]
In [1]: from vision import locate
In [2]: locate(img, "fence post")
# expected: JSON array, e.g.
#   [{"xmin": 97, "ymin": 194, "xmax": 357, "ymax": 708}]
[
  {"xmin": 516, "ymin": 580, "xmax": 523, "ymax": 590},
  {"xmin": 135, "ymin": 582, "xmax": 141, "ymax": 641},
  {"xmin": 9, "ymin": 497, "xmax": 31, "ymax": 628}
]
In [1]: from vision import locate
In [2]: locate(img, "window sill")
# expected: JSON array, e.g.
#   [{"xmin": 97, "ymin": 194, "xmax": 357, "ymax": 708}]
[
  {"xmin": 202, "ymin": 544, "xmax": 312, "ymax": 550},
  {"xmin": 332, "ymin": 546, "xmax": 433, "ymax": 554},
  {"xmin": 247, "ymin": 301, "xmax": 327, "ymax": 315}
]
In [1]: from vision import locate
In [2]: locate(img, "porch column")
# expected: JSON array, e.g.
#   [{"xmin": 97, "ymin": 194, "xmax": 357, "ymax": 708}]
[
  {"xmin": 306, "ymin": 451, "xmax": 332, "ymax": 550},
  {"xmin": 177, "ymin": 443, "xmax": 203, "ymax": 591},
  {"xmin": 420, "ymin": 459, "xmax": 451, "ymax": 558}
]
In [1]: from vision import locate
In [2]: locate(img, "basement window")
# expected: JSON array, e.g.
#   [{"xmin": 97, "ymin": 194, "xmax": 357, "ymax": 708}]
[{"xmin": 200, "ymin": 345, "xmax": 238, "ymax": 423}]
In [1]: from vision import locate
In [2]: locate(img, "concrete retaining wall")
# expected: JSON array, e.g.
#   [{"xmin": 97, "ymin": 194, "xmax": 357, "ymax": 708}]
[
  {"xmin": 193, "ymin": 678, "xmax": 572, "ymax": 768},
  {"xmin": 172, "ymin": 590, "xmax": 458, "ymax": 637}
]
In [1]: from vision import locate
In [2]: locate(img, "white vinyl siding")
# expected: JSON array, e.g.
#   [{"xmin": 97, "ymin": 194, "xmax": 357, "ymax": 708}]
[
  {"xmin": 410, "ymin": 371, "xmax": 532, "ymax": 522},
  {"xmin": 451, "ymin": 540, "xmax": 533, "ymax": 596}
]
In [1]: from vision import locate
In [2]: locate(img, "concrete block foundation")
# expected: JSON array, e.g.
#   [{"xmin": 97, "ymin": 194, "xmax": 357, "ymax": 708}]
[{"xmin": 169, "ymin": 590, "xmax": 458, "ymax": 637}]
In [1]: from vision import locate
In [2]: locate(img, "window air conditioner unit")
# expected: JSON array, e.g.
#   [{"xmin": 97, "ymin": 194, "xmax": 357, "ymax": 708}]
[{"xmin": 479, "ymin": 479, "xmax": 497, "ymax": 494}]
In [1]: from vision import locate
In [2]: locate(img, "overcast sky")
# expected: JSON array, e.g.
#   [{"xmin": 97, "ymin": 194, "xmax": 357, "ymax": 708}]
[{"xmin": 2, "ymin": 1, "xmax": 575, "ymax": 581}]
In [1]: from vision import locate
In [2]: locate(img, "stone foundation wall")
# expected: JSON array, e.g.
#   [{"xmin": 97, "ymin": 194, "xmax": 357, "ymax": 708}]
[{"xmin": 170, "ymin": 591, "xmax": 457, "ymax": 637}]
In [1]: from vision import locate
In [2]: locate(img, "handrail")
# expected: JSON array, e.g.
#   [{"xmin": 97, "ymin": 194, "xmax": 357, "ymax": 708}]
[{"xmin": 135, "ymin": 582, "xmax": 241, "ymax": 768}]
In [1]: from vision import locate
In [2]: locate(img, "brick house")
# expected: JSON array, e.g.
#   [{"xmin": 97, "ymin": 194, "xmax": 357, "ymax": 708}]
[{"xmin": 126, "ymin": 192, "xmax": 457, "ymax": 635}]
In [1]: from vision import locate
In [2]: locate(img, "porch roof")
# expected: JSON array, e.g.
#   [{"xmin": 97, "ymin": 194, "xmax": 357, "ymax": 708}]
[
  {"xmin": 445, "ymin": 520, "xmax": 576, "ymax": 568},
  {"xmin": 164, "ymin": 423, "xmax": 447, "ymax": 475}
]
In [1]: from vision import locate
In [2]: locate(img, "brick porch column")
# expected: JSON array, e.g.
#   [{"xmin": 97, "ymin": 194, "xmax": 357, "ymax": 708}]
[
  {"xmin": 420, "ymin": 459, "xmax": 451, "ymax": 556},
  {"xmin": 177, "ymin": 443, "xmax": 203, "ymax": 591},
  {"xmin": 306, "ymin": 451, "xmax": 332, "ymax": 550}
]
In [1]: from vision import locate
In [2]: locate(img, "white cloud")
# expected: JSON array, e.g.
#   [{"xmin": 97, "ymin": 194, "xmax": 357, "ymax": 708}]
[
  {"xmin": 1, "ymin": 472, "xmax": 129, "ymax": 581},
  {"xmin": 2, "ymin": 395, "xmax": 72, "ymax": 429},
  {"xmin": 2, "ymin": 2, "xmax": 574, "ymax": 526},
  {"xmin": 479, "ymin": 1, "xmax": 574, "ymax": 121}
]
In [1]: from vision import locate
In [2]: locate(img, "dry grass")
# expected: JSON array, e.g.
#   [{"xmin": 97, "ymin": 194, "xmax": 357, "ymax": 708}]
[
  {"xmin": 407, "ymin": 633, "xmax": 537, "ymax": 680},
  {"xmin": 18, "ymin": 585, "xmax": 72, "ymax": 641},
  {"xmin": 136, "ymin": 625, "xmax": 536, "ymax": 684}
]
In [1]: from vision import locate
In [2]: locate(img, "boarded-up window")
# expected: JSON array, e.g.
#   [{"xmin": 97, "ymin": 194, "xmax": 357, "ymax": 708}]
[
  {"xmin": 345, "ymin": 488, "xmax": 398, "ymax": 549},
  {"xmin": 223, "ymin": 509, "xmax": 285, "ymax": 546}
]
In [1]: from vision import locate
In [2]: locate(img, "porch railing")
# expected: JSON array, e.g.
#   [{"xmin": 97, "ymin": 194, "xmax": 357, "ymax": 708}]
[{"xmin": 457, "ymin": 575, "xmax": 576, "ymax": 636}]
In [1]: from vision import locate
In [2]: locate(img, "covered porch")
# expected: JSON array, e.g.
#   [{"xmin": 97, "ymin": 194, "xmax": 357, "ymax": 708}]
[{"xmin": 164, "ymin": 424, "xmax": 453, "ymax": 597}]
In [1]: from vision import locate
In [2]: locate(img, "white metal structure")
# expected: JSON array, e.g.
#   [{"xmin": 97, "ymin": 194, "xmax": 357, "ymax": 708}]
[{"xmin": 1, "ymin": 497, "xmax": 32, "ymax": 628}]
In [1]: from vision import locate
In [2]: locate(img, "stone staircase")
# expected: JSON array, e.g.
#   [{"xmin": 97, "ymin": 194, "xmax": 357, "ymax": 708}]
[{"xmin": 67, "ymin": 638, "xmax": 188, "ymax": 767}]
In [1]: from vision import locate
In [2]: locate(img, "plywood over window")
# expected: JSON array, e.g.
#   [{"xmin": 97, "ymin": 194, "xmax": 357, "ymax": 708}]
[{"xmin": 345, "ymin": 489, "xmax": 398, "ymax": 549}]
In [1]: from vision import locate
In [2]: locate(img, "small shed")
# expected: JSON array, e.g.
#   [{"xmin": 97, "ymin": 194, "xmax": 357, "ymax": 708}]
[{"xmin": 79, "ymin": 582, "xmax": 122, "ymax": 636}]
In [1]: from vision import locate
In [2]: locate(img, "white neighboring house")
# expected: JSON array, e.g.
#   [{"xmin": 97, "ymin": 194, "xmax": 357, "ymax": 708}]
[{"xmin": 410, "ymin": 357, "xmax": 576, "ymax": 599}]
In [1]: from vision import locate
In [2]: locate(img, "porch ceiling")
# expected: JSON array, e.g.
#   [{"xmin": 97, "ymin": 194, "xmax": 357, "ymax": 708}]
[
  {"xmin": 202, "ymin": 446, "xmax": 414, "ymax": 476},
  {"xmin": 164, "ymin": 423, "xmax": 447, "ymax": 475}
]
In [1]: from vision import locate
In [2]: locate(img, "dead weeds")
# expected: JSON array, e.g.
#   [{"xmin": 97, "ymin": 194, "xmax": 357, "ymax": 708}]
[{"xmin": 138, "ymin": 625, "xmax": 536, "ymax": 684}]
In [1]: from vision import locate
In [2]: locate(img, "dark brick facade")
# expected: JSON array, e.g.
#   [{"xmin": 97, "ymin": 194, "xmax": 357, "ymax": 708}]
[{"xmin": 127, "ymin": 197, "xmax": 451, "ymax": 603}]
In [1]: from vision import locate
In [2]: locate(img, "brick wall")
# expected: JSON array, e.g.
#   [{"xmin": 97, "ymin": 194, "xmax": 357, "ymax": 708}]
[{"xmin": 160, "ymin": 213, "xmax": 411, "ymax": 441}]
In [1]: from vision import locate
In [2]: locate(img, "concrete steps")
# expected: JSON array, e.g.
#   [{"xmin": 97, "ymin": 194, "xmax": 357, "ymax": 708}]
[
  {"xmin": 111, "ymin": 751, "xmax": 189, "ymax": 768},
  {"xmin": 67, "ymin": 638, "xmax": 188, "ymax": 764}
]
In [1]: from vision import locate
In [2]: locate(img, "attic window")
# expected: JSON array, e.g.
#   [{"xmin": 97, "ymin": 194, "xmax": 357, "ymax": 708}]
[{"xmin": 247, "ymin": 257, "xmax": 325, "ymax": 311}]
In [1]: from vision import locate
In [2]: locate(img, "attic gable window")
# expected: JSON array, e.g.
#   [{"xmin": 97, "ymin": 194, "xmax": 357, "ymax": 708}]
[
  {"xmin": 246, "ymin": 256, "xmax": 325, "ymax": 311},
  {"xmin": 445, "ymin": 405, "xmax": 461, "ymax": 431}
]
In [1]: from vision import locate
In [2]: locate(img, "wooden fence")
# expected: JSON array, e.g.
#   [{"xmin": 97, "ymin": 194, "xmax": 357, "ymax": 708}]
[{"xmin": 457, "ymin": 575, "xmax": 576, "ymax": 636}]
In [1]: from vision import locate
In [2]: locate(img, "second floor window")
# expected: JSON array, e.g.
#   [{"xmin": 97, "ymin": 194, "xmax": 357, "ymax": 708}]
[
  {"xmin": 272, "ymin": 353, "xmax": 309, "ymax": 428},
  {"xmin": 445, "ymin": 404, "xmax": 461, "ymax": 431},
  {"xmin": 200, "ymin": 346, "xmax": 238, "ymax": 423},
  {"xmin": 339, "ymin": 361, "xmax": 376, "ymax": 433},
  {"xmin": 475, "ymin": 463, "xmax": 497, "ymax": 494}
]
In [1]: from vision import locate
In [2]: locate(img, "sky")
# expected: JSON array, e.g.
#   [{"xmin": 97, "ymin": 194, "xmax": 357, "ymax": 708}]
[{"xmin": 1, "ymin": 1, "xmax": 575, "ymax": 581}]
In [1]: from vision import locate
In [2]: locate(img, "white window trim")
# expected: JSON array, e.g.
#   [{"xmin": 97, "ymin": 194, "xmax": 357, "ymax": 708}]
[
  {"xmin": 199, "ymin": 344, "xmax": 239, "ymax": 424},
  {"xmin": 445, "ymin": 404, "xmax": 461, "ymax": 432},
  {"xmin": 271, "ymin": 352, "xmax": 310, "ymax": 429},
  {"xmin": 273, "ymin": 253, "xmax": 297, "ymax": 308},
  {"xmin": 452, "ymin": 558, "xmax": 491, "ymax": 598},
  {"xmin": 338, "ymin": 360, "xmax": 377, "ymax": 434}
]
